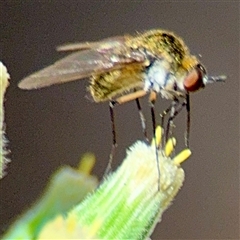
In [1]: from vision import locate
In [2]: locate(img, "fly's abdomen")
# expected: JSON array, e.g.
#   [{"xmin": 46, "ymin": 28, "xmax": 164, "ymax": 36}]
[{"xmin": 89, "ymin": 64, "xmax": 144, "ymax": 102}]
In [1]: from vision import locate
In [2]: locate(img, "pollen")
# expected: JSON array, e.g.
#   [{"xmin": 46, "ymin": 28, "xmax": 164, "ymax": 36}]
[
  {"xmin": 165, "ymin": 137, "xmax": 177, "ymax": 156},
  {"xmin": 173, "ymin": 149, "xmax": 192, "ymax": 165},
  {"xmin": 151, "ymin": 125, "xmax": 162, "ymax": 147}
]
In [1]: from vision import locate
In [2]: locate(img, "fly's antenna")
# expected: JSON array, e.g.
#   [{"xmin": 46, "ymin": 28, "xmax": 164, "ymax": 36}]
[{"xmin": 206, "ymin": 75, "xmax": 226, "ymax": 84}]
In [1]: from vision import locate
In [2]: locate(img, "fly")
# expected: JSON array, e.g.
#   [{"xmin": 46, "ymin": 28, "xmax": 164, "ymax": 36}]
[{"xmin": 18, "ymin": 29, "xmax": 226, "ymax": 178}]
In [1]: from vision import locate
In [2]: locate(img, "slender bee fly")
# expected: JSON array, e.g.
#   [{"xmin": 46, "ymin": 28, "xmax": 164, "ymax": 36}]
[{"xmin": 18, "ymin": 29, "xmax": 226, "ymax": 178}]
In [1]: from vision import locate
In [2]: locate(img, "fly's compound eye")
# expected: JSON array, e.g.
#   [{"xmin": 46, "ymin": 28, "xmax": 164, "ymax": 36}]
[{"xmin": 183, "ymin": 64, "xmax": 206, "ymax": 92}]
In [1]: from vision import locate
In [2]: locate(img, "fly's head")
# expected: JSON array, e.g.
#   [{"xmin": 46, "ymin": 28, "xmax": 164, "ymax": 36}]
[{"xmin": 183, "ymin": 63, "xmax": 226, "ymax": 93}]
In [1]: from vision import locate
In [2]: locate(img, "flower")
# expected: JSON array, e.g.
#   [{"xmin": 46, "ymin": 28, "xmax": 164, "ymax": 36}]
[
  {"xmin": 39, "ymin": 126, "xmax": 191, "ymax": 240},
  {"xmin": 2, "ymin": 126, "xmax": 191, "ymax": 239},
  {"xmin": 0, "ymin": 61, "xmax": 10, "ymax": 179}
]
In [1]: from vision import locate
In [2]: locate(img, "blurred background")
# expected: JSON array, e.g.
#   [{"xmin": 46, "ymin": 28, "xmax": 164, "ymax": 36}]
[{"xmin": 1, "ymin": 1, "xmax": 239, "ymax": 239}]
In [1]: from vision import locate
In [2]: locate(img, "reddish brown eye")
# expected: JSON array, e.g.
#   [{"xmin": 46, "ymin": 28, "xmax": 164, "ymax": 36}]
[{"xmin": 183, "ymin": 66, "xmax": 204, "ymax": 92}]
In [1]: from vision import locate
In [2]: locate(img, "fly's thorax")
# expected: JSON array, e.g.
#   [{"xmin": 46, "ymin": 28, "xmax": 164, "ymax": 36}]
[
  {"xmin": 143, "ymin": 59, "xmax": 171, "ymax": 93},
  {"xmin": 143, "ymin": 58, "xmax": 189, "ymax": 100},
  {"xmin": 126, "ymin": 29, "xmax": 190, "ymax": 69},
  {"xmin": 144, "ymin": 56, "xmax": 204, "ymax": 99}
]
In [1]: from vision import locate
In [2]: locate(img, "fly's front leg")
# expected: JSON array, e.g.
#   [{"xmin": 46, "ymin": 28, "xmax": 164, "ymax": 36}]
[
  {"xmin": 165, "ymin": 98, "xmax": 188, "ymax": 149},
  {"xmin": 185, "ymin": 93, "xmax": 190, "ymax": 147}
]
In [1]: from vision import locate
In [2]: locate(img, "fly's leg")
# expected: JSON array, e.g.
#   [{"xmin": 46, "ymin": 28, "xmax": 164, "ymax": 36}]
[
  {"xmin": 104, "ymin": 101, "xmax": 117, "ymax": 176},
  {"xmin": 165, "ymin": 99, "xmax": 188, "ymax": 150},
  {"xmin": 104, "ymin": 90, "xmax": 148, "ymax": 176},
  {"xmin": 185, "ymin": 93, "xmax": 190, "ymax": 147},
  {"xmin": 111, "ymin": 89, "xmax": 160, "ymax": 191},
  {"xmin": 118, "ymin": 89, "xmax": 149, "ymax": 141},
  {"xmin": 135, "ymin": 97, "xmax": 149, "ymax": 142},
  {"xmin": 149, "ymin": 91, "xmax": 161, "ymax": 191},
  {"xmin": 165, "ymin": 99, "xmax": 179, "ymax": 146},
  {"xmin": 115, "ymin": 90, "xmax": 147, "ymax": 104},
  {"xmin": 159, "ymin": 105, "xmax": 173, "ymax": 147}
]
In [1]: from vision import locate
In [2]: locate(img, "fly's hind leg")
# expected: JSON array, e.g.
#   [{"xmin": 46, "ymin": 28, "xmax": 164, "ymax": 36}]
[
  {"xmin": 104, "ymin": 101, "xmax": 117, "ymax": 176},
  {"xmin": 118, "ymin": 89, "xmax": 149, "ymax": 141},
  {"xmin": 135, "ymin": 97, "xmax": 149, "ymax": 142},
  {"xmin": 104, "ymin": 90, "xmax": 148, "ymax": 176}
]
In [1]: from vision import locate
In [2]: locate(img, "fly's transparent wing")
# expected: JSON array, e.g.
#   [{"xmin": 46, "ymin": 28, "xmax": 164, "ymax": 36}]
[
  {"xmin": 18, "ymin": 50, "xmax": 120, "ymax": 89},
  {"xmin": 56, "ymin": 36, "xmax": 126, "ymax": 52},
  {"xmin": 18, "ymin": 36, "xmax": 146, "ymax": 90}
]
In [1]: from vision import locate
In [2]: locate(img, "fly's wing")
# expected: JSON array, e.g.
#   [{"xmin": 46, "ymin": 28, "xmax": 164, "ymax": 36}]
[
  {"xmin": 18, "ymin": 36, "xmax": 146, "ymax": 90},
  {"xmin": 56, "ymin": 36, "xmax": 126, "ymax": 52}
]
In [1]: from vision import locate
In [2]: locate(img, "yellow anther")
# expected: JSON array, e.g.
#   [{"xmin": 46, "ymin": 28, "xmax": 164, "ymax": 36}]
[
  {"xmin": 151, "ymin": 126, "xmax": 163, "ymax": 147},
  {"xmin": 165, "ymin": 138, "xmax": 176, "ymax": 157},
  {"xmin": 173, "ymin": 149, "xmax": 191, "ymax": 165},
  {"xmin": 67, "ymin": 214, "xmax": 78, "ymax": 233},
  {"xmin": 78, "ymin": 153, "xmax": 96, "ymax": 175}
]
